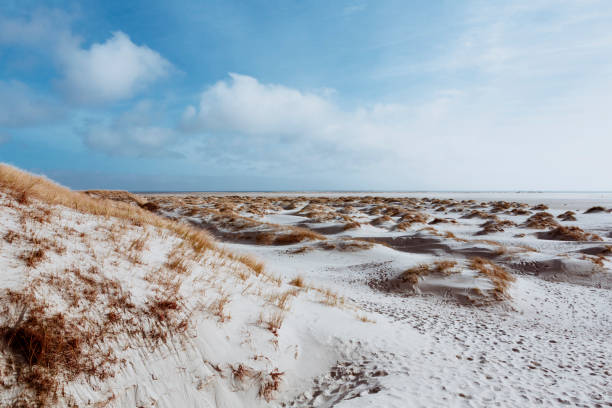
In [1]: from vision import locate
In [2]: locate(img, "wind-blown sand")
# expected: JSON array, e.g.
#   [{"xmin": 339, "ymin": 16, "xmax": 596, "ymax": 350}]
[{"xmin": 1, "ymin": 167, "xmax": 610, "ymax": 407}]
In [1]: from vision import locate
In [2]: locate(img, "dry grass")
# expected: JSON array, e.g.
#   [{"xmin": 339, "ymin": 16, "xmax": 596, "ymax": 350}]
[
  {"xmin": 400, "ymin": 260, "xmax": 458, "ymax": 285},
  {"xmin": 558, "ymin": 211, "xmax": 577, "ymax": 221},
  {"xmin": 476, "ymin": 219, "xmax": 516, "ymax": 235},
  {"xmin": 356, "ymin": 314, "xmax": 376, "ymax": 323},
  {"xmin": 584, "ymin": 206, "xmax": 606, "ymax": 214},
  {"xmin": 538, "ymin": 226, "xmax": 602, "ymax": 242},
  {"xmin": 208, "ymin": 294, "xmax": 232, "ymax": 322},
  {"xmin": 255, "ymin": 228, "xmax": 326, "ymax": 246},
  {"xmin": 259, "ymin": 369, "xmax": 284, "ymax": 402},
  {"xmin": 18, "ymin": 248, "xmax": 46, "ymax": 268},
  {"xmin": 443, "ymin": 231, "xmax": 468, "ymax": 242},
  {"xmin": 523, "ymin": 212, "xmax": 559, "ymax": 229},
  {"xmin": 469, "ymin": 257, "xmax": 515, "ymax": 300},
  {"xmin": 258, "ymin": 311, "xmax": 285, "ymax": 336},
  {"xmin": 289, "ymin": 275, "xmax": 306, "ymax": 288},
  {"xmin": 266, "ymin": 289, "xmax": 299, "ymax": 311}
]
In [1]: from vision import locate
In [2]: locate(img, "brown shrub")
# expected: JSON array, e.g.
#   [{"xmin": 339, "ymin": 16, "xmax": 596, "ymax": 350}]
[
  {"xmin": 557, "ymin": 211, "xmax": 577, "ymax": 221},
  {"xmin": 397, "ymin": 211, "xmax": 429, "ymax": 226},
  {"xmin": 537, "ymin": 226, "xmax": 602, "ymax": 242},
  {"xmin": 289, "ymin": 275, "xmax": 306, "ymax": 288},
  {"xmin": 342, "ymin": 221, "xmax": 361, "ymax": 231},
  {"xmin": 18, "ymin": 249, "xmax": 46, "ymax": 268},
  {"xmin": 584, "ymin": 206, "xmax": 606, "ymax": 214},
  {"xmin": 370, "ymin": 215, "xmax": 392, "ymax": 226},
  {"xmin": 476, "ymin": 219, "xmax": 516, "ymax": 235},
  {"xmin": 259, "ymin": 369, "xmax": 284, "ymax": 402},
  {"xmin": 523, "ymin": 212, "xmax": 559, "ymax": 229},
  {"xmin": 461, "ymin": 210, "xmax": 497, "ymax": 220}
]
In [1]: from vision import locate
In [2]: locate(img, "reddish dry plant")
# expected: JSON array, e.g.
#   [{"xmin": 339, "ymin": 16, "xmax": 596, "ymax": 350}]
[
  {"xmin": 209, "ymin": 294, "xmax": 232, "ymax": 322},
  {"xmin": 3, "ymin": 229, "xmax": 20, "ymax": 244},
  {"xmin": 165, "ymin": 256, "xmax": 191, "ymax": 274},
  {"xmin": 259, "ymin": 369, "xmax": 284, "ymax": 402},
  {"xmin": 258, "ymin": 311, "xmax": 285, "ymax": 336},
  {"xmin": 289, "ymin": 275, "xmax": 306, "ymax": 288},
  {"xmin": 18, "ymin": 248, "xmax": 46, "ymax": 268},
  {"xmin": 231, "ymin": 363, "xmax": 256, "ymax": 382}
]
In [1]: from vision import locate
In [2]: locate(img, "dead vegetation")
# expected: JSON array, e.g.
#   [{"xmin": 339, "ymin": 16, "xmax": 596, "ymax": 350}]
[
  {"xmin": 523, "ymin": 212, "xmax": 559, "ymax": 229},
  {"xmin": 558, "ymin": 211, "xmax": 577, "ymax": 221},
  {"xmin": 476, "ymin": 219, "xmax": 516, "ymax": 235},
  {"xmin": 468, "ymin": 257, "xmax": 515, "ymax": 300},
  {"xmin": 537, "ymin": 226, "xmax": 603, "ymax": 242},
  {"xmin": 400, "ymin": 260, "xmax": 458, "ymax": 285},
  {"xmin": 259, "ymin": 369, "xmax": 284, "ymax": 402},
  {"xmin": 584, "ymin": 206, "xmax": 607, "ymax": 214}
]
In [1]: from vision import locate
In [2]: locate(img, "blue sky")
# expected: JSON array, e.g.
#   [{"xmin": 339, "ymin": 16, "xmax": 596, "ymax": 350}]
[{"xmin": 1, "ymin": 0, "xmax": 611, "ymax": 191}]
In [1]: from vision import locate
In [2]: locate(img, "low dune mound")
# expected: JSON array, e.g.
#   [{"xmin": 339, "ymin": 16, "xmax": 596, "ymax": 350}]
[
  {"xmin": 523, "ymin": 212, "xmax": 559, "ymax": 229},
  {"xmin": 399, "ymin": 260, "xmax": 459, "ymax": 285},
  {"xmin": 396, "ymin": 211, "xmax": 429, "ymax": 230},
  {"xmin": 476, "ymin": 219, "xmax": 516, "ymax": 235},
  {"xmin": 531, "ymin": 204, "xmax": 549, "ymax": 211},
  {"xmin": 428, "ymin": 217, "xmax": 456, "ymax": 225},
  {"xmin": 488, "ymin": 201, "xmax": 512, "ymax": 213},
  {"xmin": 461, "ymin": 210, "xmax": 498, "ymax": 220},
  {"xmin": 315, "ymin": 239, "xmax": 374, "ymax": 252},
  {"xmin": 255, "ymin": 228, "xmax": 327, "ymax": 245},
  {"xmin": 537, "ymin": 226, "xmax": 603, "ymax": 242},
  {"xmin": 558, "ymin": 211, "xmax": 577, "ymax": 221},
  {"xmin": 341, "ymin": 220, "xmax": 361, "ymax": 231},
  {"xmin": 370, "ymin": 215, "xmax": 393, "ymax": 226},
  {"xmin": 509, "ymin": 208, "xmax": 531, "ymax": 216},
  {"xmin": 584, "ymin": 206, "xmax": 607, "ymax": 214},
  {"xmin": 392, "ymin": 258, "xmax": 515, "ymax": 304}
]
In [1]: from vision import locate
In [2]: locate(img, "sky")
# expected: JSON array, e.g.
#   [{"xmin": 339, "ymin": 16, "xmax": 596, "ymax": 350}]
[{"xmin": 0, "ymin": 0, "xmax": 611, "ymax": 191}]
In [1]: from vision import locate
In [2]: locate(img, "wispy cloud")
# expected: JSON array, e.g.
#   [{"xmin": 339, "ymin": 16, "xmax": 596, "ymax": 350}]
[
  {"xmin": 80, "ymin": 101, "xmax": 180, "ymax": 157},
  {"xmin": 0, "ymin": 80, "xmax": 63, "ymax": 127}
]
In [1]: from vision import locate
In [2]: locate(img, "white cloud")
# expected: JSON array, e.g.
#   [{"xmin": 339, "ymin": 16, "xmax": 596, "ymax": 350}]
[
  {"xmin": 0, "ymin": 11, "xmax": 172, "ymax": 105},
  {"xmin": 81, "ymin": 101, "xmax": 179, "ymax": 157},
  {"xmin": 0, "ymin": 80, "xmax": 63, "ymax": 127},
  {"xmin": 181, "ymin": 73, "xmax": 338, "ymax": 136},
  {"xmin": 57, "ymin": 31, "xmax": 172, "ymax": 104}
]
